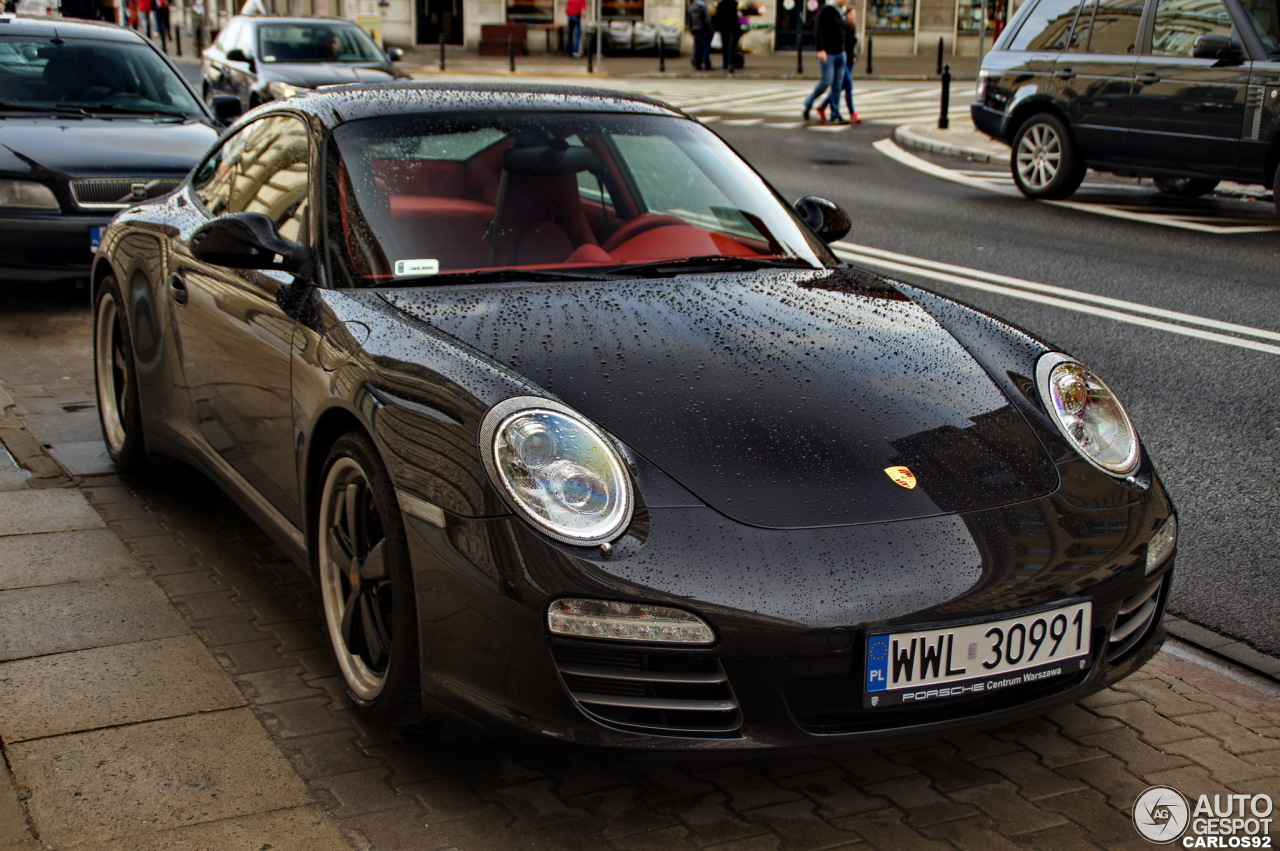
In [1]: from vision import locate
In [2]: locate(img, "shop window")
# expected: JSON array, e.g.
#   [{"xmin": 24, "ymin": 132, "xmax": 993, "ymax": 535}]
[
  {"xmin": 601, "ymin": 0, "xmax": 644, "ymax": 19},
  {"xmin": 868, "ymin": 0, "xmax": 915, "ymax": 32},
  {"xmin": 507, "ymin": 0, "xmax": 553, "ymax": 23},
  {"xmin": 958, "ymin": 0, "xmax": 1001, "ymax": 33}
]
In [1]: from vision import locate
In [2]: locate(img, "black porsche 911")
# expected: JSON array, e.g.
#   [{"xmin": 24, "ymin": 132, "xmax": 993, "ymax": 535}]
[{"xmin": 91, "ymin": 82, "xmax": 1177, "ymax": 750}]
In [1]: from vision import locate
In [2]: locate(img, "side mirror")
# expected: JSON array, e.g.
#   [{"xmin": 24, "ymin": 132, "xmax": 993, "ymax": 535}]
[
  {"xmin": 1192, "ymin": 34, "xmax": 1243, "ymax": 61},
  {"xmin": 191, "ymin": 212, "xmax": 308, "ymax": 273},
  {"xmin": 225, "ymin": 47, "xmax": 255, "ymax": 70},
  {"xmin": 386, "ymin": 46, "xmax": 404, "ymax": 61},
  {"xmin": 209, "ymin": 94, "xmax": 243, "ymax": 125},
  {"xmin": 794, "ymin": 196, "xmax": 851, "ymax": 244}
]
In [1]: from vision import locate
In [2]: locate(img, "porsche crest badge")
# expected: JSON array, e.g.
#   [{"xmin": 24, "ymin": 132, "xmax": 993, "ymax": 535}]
[{"xmin": 884, "ymin": 466, "xmax": 917, "ymax": 489}]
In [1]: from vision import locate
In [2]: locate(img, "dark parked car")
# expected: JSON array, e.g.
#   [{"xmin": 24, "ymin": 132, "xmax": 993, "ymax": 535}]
[
  {"xmin": 92, "ymin": 82, "xmax": 1177, "ymax": 750},
  {"xmin": 0, "ymin": 15, "xmax": 238, "ymax": 284},
  {"xmin": 201, "ymin": 15, "xmax": 409, "ymax": 110},
  {"xmin": 973, "ymin": 0, "xmax": 1280, "ymax": 207}
]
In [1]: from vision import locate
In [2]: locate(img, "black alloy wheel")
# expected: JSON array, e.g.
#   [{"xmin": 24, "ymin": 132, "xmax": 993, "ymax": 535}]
[
  {"xmin": 316, "ymin": 431, "xmax": 424, "ymax": 724},
  {"xmin": 92, "ymin": 275, "xmax": 148, "ymax": 470},
  {"xmin": 1011, "ymin": 113, "xmax": 1086, "ymax": 200}
]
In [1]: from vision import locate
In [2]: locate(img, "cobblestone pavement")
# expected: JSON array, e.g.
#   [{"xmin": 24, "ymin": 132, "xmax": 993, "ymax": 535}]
[{"xmin": 2, "ymin": 285, "xmax": 1279, "ymax": 850}]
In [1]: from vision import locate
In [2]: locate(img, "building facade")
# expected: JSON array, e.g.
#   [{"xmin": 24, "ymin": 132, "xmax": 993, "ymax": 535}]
[{"xmin": 185, "ymin": 0, "xmax": 1014, "ymax": 58}]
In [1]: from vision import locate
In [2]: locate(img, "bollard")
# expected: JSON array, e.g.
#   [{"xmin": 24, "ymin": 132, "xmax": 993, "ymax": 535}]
[
  {"xmin": 160, "ymin": 28, "xmax": 167, "ymax": 54},
  {"xmin": 795, "ymin": 23, "xmax": 804, "ymax": 74},
  {"xmin": 587, "ymin": 49, "xmax": 593, "ymax": 72},
  {"xmin": 865, "ymin": 34, "xmax": 873, "ymax": 74},
  {"xmin": 939, "ymin": 63, "xmax": 951, "ymax": 129},
  {"xmin": 439, "ymin": 33, "xmax": 446, "ymax": 70},
  {"xmin": 936, "ymin": 37, "xmax": 943, "ymax": 75},
  {"xmin": 175, "ymin": 26, "xmax": 182, "ymax": 56},
  {"xmin": 659, "ymin": 36, "xmax": 665, "ymax": 72},
  {"xmin": 508, "ymin": 34, "xmax": 516, "ymax": 72}
]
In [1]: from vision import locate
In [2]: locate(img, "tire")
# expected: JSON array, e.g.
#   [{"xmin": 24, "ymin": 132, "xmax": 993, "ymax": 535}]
[
  {"xmin": 1010, "ymin": 113, "xmax": 1086, "ymax": 200},
  {"xmin": 1272, "ymin": 163, "xmax": 1280, "ymax": 216},
  {"xmin": 1153, "ymin": 176, "xmax": 1219, "ymax": 198},
  {"xmin": 93, "ymin": 275, "xmax": 148, "ymax": 470},
  {"xmin": 316, "ymin": 431, "xmax": 424, "ymax": 725}
]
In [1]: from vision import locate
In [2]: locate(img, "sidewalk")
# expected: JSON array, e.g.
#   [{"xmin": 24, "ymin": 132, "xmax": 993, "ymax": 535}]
[{"xmin": 393, "ymin": 41, "xmax": 980, "ymax": 81}]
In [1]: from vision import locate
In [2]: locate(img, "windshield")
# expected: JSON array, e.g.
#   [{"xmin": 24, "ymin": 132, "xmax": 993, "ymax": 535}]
[
  {"xmin": 258, "ymin": 23, "xmax": 387, "ymax": 63},
  {"xmin": 0, "ymin": 37, "xmax": 204, "ymax": 116},
  {"xmin": 324, "ymin": 111, "xmax": 836, "ymax": 287}
]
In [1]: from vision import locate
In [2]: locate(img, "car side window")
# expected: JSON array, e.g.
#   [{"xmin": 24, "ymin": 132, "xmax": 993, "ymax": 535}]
[
  {"xmin": 1067, "ymin": 0, "xmax": 1144, "ymax": 52},
  {"xmin": 1007, "ymin": 0, "xmax": 1085, "ymax": 50},
  {"xmin": 1151, "ymin": 0, "xmax": 1234, "ymax": 54},
  {"xmin": 191, "ymin": 115, "xmax": 311, "ymax": 243}
]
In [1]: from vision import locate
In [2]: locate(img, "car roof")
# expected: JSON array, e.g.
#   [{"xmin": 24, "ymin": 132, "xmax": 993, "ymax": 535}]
[
  {"xmin": 0, "ymin": 13, "xmax": 147, "ymax": 42},
  {"xmin": 264, "ymin": 81, "xmax": 691, "ymax": 128},
  {"xmin": 230, "ymin": 15, "xmax": 367, "ymax": 28}
]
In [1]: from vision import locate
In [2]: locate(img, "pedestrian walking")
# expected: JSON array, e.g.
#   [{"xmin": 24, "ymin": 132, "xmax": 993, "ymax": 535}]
[
  {"xmin": 803, "ymin": 0, "xmax": 848, "ymax": 124},
  {"xmin": 818, "ymin": 4, "xmax": 860, "ymax": 124},
  {"xmin": 687, "ymin": 0, "xmax": 712, "ymax": 70},
  {"xmin": 134, "ymin": 0, "xmax": 153, "ymax": 37},
  {"xmin": 565, "ymin": 0, "xmax": 585, "ymax": 57},
  {"xmin": 154, "ymin": 0, "xmax": 170, "ymax": 42},
  {"xmin": 713, "ymin": 0, "xmax": 741, "ymax": 72}
]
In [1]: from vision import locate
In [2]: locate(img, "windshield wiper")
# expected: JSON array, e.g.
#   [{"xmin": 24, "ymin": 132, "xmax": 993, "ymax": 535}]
[
  {"xmin": 87, "ymin": 104, "xmax": 191, "ymax": 120},
  {"xmin": 604, "ymin": 255, "xmax": 815, "ymax": 278},
  {"xmin": 400, "ymin": 268, "xmax": 614, "ymax": 286},
  {"xmin": 0, "ymin": 102, "xmax": 92, "ymax": 117}
]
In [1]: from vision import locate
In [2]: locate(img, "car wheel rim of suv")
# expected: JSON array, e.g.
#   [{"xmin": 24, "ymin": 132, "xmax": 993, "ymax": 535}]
[{"xmin": 1017, "ymin": 123, "xmax": 1061, "ymax": 190}]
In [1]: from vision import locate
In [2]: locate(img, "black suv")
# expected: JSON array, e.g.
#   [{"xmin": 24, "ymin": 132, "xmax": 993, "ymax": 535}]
[{"xmin": 972, "ymin": 0, "xmax": 1280, "ymax": 209}]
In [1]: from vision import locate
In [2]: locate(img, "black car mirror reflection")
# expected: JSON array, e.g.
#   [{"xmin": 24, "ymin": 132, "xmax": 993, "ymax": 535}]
[
  {"xmin": 793, "ymin": 196, "xmax": 852, "ymax": 244},
  {"xmin": 225, "ymin": 47, "xmax": 256, "ymax": 71},
  {"xmin": 191, "ymin": 212, "xmax": 309, "ymax": 274},
  {"xmin": 209, "ymin": 94, "xmax": 243, "ymax": 126}
]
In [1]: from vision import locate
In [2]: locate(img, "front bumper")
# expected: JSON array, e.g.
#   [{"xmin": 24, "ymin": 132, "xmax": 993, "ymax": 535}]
[
  {"xmin": 403, "ymin": 488, "xmax": 1175, "ymax": 751},
  {"xmin": 0, "ymin": 212, "xmax": 109, "ymax": 282}
]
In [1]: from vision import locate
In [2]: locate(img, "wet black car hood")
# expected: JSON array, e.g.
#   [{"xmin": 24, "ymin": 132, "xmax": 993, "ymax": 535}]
[
  {"xmin": 0, "ymin": 118, "xmax": 219, "ymax": 176},
  {"xmin": 384, "ymin": 269, "xmax": 1060, "ymax": 529}
]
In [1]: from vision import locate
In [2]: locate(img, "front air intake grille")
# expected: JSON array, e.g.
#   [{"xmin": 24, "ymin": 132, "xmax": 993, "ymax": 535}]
[
  {"xmin": 1107, "ymin": 575, "xmax": 1166, "ymax": 663},
  {"xmin": 70, "ymin": 178, "xmax": 182, "ymax": 210},
  {"xmin": 551, "ymin": 644, "xmax": 742, "ymax": 738}
]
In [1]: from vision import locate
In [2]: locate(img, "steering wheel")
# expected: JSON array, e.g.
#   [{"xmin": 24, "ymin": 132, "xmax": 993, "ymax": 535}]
[{"xmin": 602, "ymin": 214, "xmax": 686, "ymax": 252}]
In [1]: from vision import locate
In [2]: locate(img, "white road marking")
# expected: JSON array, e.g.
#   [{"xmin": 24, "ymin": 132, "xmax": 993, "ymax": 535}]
[
  {"xmin": 874, "ymin": 139, "xmax": 1280, "ymax": 235},
  {"xmin": 834, "ymin": 241, "xmax": 1280, "ymax": 356}
]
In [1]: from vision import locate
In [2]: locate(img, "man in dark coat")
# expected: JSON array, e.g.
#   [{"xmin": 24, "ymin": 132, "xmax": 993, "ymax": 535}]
[
  {"xmin": 713, "ymin": 0, "xmax": 741, "ymax": 72},
  {"xmin": 688, "ymin": 0, "xmax": 713, "ymax": 70}
]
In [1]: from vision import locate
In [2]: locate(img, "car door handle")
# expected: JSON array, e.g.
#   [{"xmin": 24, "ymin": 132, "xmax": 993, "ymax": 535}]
[
  {"xmin": 170, "ymin": 275, "xmax": 188, "ymax": 305},
  {"xmin": 1055, "ymin": 67, "xmax": 1075, "ymax": 80},
  {"xmin": 1137, "ymin": 72, "xmax": 1161, "ymax": 84}
]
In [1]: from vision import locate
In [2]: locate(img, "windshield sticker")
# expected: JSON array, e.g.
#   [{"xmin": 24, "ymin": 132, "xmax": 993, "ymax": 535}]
[{"xmin": 394, "ymin": 259, "xmax": 440, "ymax": 277}]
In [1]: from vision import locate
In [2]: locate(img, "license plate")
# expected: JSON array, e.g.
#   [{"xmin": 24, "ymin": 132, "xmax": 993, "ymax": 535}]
[
  {"xmin": 90, "ymin": 226, "xmax": 103, "ymax": 251},
  {"xmin": 863, "ymin": 601, "xmax": 1092, "ymax": 707}
]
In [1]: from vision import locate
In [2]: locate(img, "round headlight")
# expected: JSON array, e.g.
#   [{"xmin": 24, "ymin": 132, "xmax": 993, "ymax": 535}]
[
  {"xmin": 1036, "ymin": 353, "xmax": 1140, "ymax": 477},
  {"xmin": 481, "ymin": 397, "xmax": 633, "ymax": 545}
]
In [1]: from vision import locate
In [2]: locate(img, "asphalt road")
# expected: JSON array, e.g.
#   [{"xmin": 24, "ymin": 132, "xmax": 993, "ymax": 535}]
[{"xmin": 713, "ymin": 120, "xmax": 1280, "ymax": 658}]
